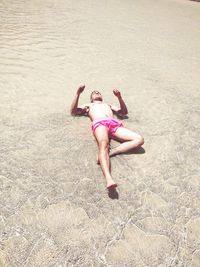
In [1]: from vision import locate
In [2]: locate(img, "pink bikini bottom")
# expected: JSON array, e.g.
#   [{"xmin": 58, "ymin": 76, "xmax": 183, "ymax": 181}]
[{"xmin": 92, "ymin": 117, "xmax": 123, "ymax": 137}]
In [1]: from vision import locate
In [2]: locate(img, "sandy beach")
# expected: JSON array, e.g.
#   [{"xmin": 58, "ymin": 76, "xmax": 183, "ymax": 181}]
[{"xmin": 0, "ymin": 0, "xmax": 200, "ymax": 266}]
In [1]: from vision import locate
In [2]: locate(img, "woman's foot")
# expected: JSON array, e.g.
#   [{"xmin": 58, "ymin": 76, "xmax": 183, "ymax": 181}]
[
  {"xmin": 106, "ymin": 179, "xmax": 117, "ymax": 190},
  {"xmin": 109, "ymin": 148, "xmax": 118, "ymax": 158}
]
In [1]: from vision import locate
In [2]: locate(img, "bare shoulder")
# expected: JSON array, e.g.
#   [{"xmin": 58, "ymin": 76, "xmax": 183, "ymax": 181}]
[
  {"xmin": 81, "ymin": 103, "xmax": 90, "ymax": 113},
  {"xmin": 72, "ymin": 103, "xmax": 90, "ymax": 116}
]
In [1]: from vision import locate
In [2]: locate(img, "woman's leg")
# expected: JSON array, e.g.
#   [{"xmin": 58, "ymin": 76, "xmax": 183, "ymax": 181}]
[
  {"xmin": 110, "ymin": 127, "xmax": 144, "ymax": 157},
  {"xmin": 94, "ymin": 126, "xmax": 117, "ymax": 189}
]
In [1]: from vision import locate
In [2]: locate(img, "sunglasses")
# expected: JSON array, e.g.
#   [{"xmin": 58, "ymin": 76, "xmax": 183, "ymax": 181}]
[{"xmin": 92, "ymin": 91, "xmax": 101, "ymax": 94}]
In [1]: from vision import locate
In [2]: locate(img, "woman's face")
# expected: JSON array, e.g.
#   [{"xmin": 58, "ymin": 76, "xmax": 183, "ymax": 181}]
[{"xmin": 90, "ymin": 91, "xmax": 103, "ymax": 102}]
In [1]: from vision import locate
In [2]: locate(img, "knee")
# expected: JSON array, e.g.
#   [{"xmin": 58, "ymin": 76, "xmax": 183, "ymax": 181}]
[
  {"xmin": 139, "ymin": 136, "xmax": 144, "ymax": 146},
  {"xmin": 135, "ymin": 136, "xmax": 144, "ymax": 146},
  {"xmin": 99, "ymin": 140, "xmax": 109, "ymax": 151}
]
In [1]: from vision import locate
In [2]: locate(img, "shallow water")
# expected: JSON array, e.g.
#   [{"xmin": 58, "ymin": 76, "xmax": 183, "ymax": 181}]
[{"xmin": 0, "ymin": 0, "xmax": 200, "ymax": 124}]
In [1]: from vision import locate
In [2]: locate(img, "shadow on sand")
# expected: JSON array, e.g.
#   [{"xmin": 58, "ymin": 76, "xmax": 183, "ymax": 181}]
[
  {"xmin": 108, "ymin": 187, "xmax": 119, "ymax": 199},
  {"xmin": 124, "ymin": 146, "xmax": 145, "ymax": 155}
]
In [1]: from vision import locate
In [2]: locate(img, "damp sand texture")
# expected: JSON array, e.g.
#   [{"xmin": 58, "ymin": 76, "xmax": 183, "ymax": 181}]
[{"xmin": 0, "ymin": 0, "xmax": 200, "ymax": 266}]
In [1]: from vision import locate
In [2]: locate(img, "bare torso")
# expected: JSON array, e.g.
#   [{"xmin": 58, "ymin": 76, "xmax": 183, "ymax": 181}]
[{"xmin": 87, "ymin": 102, "xmax": 114, "ymax": 121}]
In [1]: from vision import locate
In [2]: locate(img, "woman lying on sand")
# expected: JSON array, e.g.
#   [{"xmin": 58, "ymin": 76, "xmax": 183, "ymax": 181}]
[{"xmin": 70, "ymin": 84, "xmax": 144, "ymax": 190}]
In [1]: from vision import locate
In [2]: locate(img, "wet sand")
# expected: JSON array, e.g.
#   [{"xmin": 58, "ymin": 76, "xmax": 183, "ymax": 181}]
[{"xmin": 0, "ymin": 0, "xmax": 200, "ymax": 266}]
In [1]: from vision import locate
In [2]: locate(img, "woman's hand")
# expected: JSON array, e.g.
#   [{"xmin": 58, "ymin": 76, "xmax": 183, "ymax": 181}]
[
  {"xmin": 113, "ymin": 89, "xmax": 121, "ymax": 98},
  {"xmin": 77, "ymin": 84, "xmax": 85, "ymax": 95}
]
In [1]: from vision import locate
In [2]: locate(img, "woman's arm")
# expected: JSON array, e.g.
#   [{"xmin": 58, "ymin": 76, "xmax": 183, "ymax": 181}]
[
  {"xmin": 111, "ymin": 89, "xmax": 128, "ymax": 115},
  {"xmin": 70, "ymin": 85, "xmax": 88, "ymax": 115}
]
